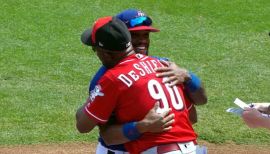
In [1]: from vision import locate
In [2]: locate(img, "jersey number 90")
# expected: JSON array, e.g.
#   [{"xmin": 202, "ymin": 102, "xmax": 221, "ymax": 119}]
[{"xmin": 148, "ymin": 79, "xmax": 184, "ymax": 113}]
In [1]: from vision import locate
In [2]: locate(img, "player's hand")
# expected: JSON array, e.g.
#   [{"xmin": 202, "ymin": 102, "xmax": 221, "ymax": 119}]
[
  {"xmin": 251, "ymin": 103, "xmax": 270, "ymax": 114},
  {"xmin": 242, "ymin": 108, "xmax": 263, "ymax": 128},
  {"xmin": 155, "ymin": 61, "xmax": 191, "ymax": 87},
  {"xmin": 137, "ymin": 102, "xmax": 175, "ymax": 133}
]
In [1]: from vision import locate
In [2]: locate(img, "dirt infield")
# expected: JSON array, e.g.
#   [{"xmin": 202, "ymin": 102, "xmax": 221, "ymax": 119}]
[{"xmin": 1, "ymin": 141, "xmax": 269, "ymax": 154}]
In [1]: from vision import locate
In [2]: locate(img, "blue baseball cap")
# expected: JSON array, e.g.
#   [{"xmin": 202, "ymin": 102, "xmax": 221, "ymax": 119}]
[{"xmin": 116, "ymin": 9, "xmax": 159, "ymax": 32}]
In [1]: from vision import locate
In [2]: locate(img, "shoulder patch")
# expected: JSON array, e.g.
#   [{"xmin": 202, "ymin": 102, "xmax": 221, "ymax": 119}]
[{"xmin": 89, "ymin": 85, "xmax": 104, "ymax": 101}]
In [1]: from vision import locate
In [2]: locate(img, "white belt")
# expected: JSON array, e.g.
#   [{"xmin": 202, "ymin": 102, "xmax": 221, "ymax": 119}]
[{"xmin": 141, "ymin": 141, "xmax": 207, "ymax": 154}]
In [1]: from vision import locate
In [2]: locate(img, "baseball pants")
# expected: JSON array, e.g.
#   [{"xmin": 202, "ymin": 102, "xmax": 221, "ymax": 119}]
[
  {"xmin": 96, "ymin": 142, "xmax": 129, "ymax": 154},
  {"xmin": 96, "ymin": 141, "xmax": 207, "ymax": 154}
]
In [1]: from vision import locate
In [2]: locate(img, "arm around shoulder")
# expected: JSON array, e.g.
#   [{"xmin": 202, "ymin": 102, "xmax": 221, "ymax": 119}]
[
  {"xmin": 100, "ymin": 103, "xmax": 175, "ymax": 145},
  {"xmin": 99, "ymin": 124, "xmax": 129, "ymax": 145},
  {"xmin": 184, "ymin": 73, "xmax": 208, "ymax": 105},
  {"xmin": 76, "ymin": 100, "xmax": 98, "ymax": 133},
  {"xmin": 188, "ymin": 105, "xmax": 198, "ymax": 124}
]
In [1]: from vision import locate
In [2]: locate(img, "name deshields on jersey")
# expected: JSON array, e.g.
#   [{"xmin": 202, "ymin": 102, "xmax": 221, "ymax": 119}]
[{"xmin": 117, "ymin": 57, "xmax": 164, "ymax": 87}]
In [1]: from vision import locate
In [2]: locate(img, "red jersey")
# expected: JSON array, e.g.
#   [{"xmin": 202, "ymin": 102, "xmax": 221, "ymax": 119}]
[{"xmin": 84, "ymin": 54, "xmax": 197, "ymax": 153}]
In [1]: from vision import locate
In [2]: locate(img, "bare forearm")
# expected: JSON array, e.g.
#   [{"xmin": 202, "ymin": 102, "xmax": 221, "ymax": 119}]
[
  {"xmin": 100, "ymin": 118, "xmax": 169, "ymax": 145},
  {"xmin": 76, "ymin": 99, "xmax": 97, "ymax": 133},
  {"xmin": 185, "ymin": 86, "xmax": 207, "ymax": 105},
  {"xmin": 188, "ymin": 105, "xmax": 198, "ymax": 124},
  {"xmin": 184, "ymin": 72, "xmax": 207, "ymax": 105},
  {"xmin": 99, "ymin": 125, "xmax": 129, "ymax": 145},
  {"xmin": 100, "ymin": 103, "xmax": 174, "ymax": 145}
]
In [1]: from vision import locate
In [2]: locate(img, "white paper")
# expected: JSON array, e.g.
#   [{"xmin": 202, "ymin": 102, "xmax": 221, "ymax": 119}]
[{"xmin": 233, "ymin": 98, "xmax": 250, "ymax": 109}]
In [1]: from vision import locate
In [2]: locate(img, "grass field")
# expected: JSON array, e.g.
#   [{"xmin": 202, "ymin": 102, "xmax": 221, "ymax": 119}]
[{"xmin": 1, "ymin": 0, "xmax": 270, "ymax": 146}]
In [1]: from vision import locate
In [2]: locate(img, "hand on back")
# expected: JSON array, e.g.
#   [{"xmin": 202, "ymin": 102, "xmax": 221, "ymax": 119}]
[
  {"xmin": 155, "ymin": 61, "xmax": 191, "ymax": 87},
  {"xmin": 137, "ymin": 102, "xmax": 175, "ymax": 133}
]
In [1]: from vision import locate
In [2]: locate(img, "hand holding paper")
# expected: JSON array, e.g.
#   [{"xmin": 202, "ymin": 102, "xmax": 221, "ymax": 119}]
[{"xmin": 226, "ymin": 98, "xmax": 269, "ymax": 117}]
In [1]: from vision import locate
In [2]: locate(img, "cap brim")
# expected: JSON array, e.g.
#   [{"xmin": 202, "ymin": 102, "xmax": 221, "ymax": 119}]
[
  {"xmin": 81, "ymin": 28, "xmax": 93, "ymax": 46},
  {"xmin": 128, "ymin": 26, "xmax": 160, "ymax": 32}
]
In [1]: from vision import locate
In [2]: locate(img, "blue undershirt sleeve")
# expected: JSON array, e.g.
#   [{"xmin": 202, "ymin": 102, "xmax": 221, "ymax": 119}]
[{"xmin": 89, "ymin": 66, "xmax": 107, "ymax": 94}]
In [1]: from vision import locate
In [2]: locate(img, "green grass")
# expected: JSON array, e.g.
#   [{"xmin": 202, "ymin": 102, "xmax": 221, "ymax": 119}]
[{"xmin": 1, "ymin": 0, "xmax": 270, "ymax": 145}]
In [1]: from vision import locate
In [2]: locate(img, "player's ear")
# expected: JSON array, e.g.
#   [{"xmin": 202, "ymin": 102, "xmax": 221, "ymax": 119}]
[{"xmin": 103, "ymin": 52, "xmax": 114, "ymax": 60}]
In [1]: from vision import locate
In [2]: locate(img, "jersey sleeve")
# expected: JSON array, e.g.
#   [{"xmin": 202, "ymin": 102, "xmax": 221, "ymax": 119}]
[{"xmin": 84, "ymin": 75, "xmax": 118, "ymax": 124}]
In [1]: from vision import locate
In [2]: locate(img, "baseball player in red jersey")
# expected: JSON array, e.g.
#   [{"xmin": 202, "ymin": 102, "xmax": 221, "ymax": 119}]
[
  {"xmin": 86, "ymin": 53, "xmax": 197, "ymax": 153},
  {"xmin": 91, "ymin": 10, "xmax": 207, "ymax": 153},
  {"xmin": 76, "ymin": 16, "xmax": 207, "ymax": 154}
]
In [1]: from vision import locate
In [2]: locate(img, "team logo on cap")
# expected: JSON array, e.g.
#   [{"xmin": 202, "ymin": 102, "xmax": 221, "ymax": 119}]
[
  {"xmin": 89, "ymin": 85, "xmax": 104, "ymax": 101},
  {"xmin": 137, "ymin": 11, "xmax": 145, "ymax": 17}
]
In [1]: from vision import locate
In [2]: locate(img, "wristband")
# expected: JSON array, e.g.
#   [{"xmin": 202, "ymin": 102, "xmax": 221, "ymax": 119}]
[
  {"xmin": 185, "ymin": 72, "xmax": 201, "ymax": 92},
  {"xmin": 122, "ymin": 122, "xmax": 141, "ymax": 141}
]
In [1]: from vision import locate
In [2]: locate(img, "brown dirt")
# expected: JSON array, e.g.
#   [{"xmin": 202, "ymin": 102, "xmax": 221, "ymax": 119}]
[{"xmin": 0, "ymin": 141, "xmax": 269, "ymax": 154}]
